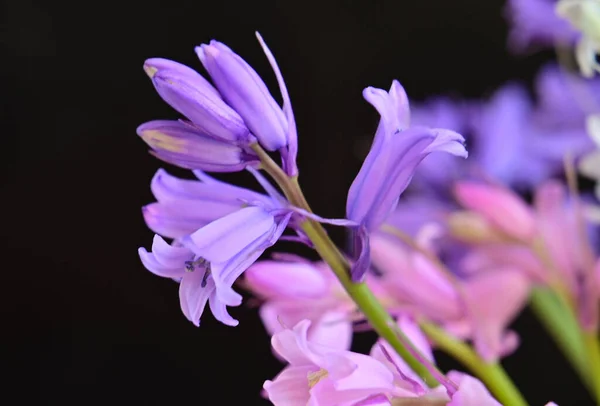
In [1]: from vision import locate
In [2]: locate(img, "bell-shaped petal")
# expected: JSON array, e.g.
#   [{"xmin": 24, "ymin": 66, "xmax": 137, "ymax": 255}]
[
  {"xmin": 370, "ymin": 233, "xmax": 463, "ymax": 322},
  {"xmin": 446, "ymin": 372, "xmax": 501, "ymax": 406},
  {"xmin": 137, "ymin": 120, "xmax": 258, "ymax": 171},
  {"xmin": 138, "ymin": 235, "xmax": 190, "ymax": 279},
  {"xmin": 454, "ymin": 181, "xmax": 536, "ymax": 242},
  {"xmin": 463, "ymin": 269, "xmax": 530, "ymax": 362},
  {"xmin": 245, "ymin": 260, "xmax": 330, "ymax": 299},
  {"xmin": 182, "ymin": 206, "xmax": 291, "ymax": 307},
  {"xmin": 347, "ymin": 81, "xmax": 467, "ymax": 232},
  {"xmin": 197, "ymin": 40, "xmax": 288, "ymax": 151},
  {"xmin": 143, "ymin": 168, "xmax": 281, "ymax": 239},
  {"xmin": 370, "ymin": 316, "xmax": 434, "ymax": 391},
  {"xmin": 246, "ymin": 260, "xmax": 356, "ymax": 351},
  {"xmin": 263, "ymin": 365, "xmax": 315, "ymax": 406},
  {"xmin": 265, "ymin": 320, "xmax": 398, "ymax": 406},
  {"xmin": 145, "ymin": 58, "xmax": 253, "ymax": 144},
  {"xmin": 138, "ymin": 234, "xmax": 239, "ymax": 326}
]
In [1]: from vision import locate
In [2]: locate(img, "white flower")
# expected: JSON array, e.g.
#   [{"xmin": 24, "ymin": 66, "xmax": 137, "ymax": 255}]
[{"xmin": 556, "ymin": 0, "xmax": 600, "ymax": 76}]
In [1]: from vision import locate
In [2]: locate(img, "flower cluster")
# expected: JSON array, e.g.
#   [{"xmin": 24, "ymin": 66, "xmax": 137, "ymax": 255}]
[{"xmin": 136, "ymin": 4, "xmax": 600, "ymax": 403}]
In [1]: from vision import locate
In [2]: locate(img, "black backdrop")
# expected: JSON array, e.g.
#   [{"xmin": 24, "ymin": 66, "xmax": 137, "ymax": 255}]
[{"xmin": 2, "ymin": 0, "xmax": 592, "ymax": 404}]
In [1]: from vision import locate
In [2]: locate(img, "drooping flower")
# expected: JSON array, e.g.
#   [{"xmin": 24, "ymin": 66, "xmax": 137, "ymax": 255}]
[
  {"xmin": 556, "ymin": 0, "xmax": 600, "ymax": 76},
  {"xmin": 197, "ymin": 33, "xmax": 298, "ymax": 175},
  {"xmin": 142, "ymin": 168, "xmax": 282, "ymax": 239},
  {"xmin": 244, "ymin": 259, "xmax": 391, "ymax": 350},
  {"xmin": 263, "ymin": 318, "xmax": 502, "ymax": 406},
  {"xmin": 505, "ymin": 0, "xmax": 580, "ymax": 52},
  {"xmin": 346, "ymin": 81, "xmax": 467, "ymax": 280},
  {"xmin": 139, "ymin": 205, "xmax": 291, "ymax": 326}
]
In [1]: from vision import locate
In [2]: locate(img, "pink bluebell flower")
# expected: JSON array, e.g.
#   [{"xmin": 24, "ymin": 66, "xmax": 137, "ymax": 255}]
[
  {"xmin": 346, "ymin": 81, "xmax": 467, "ymax": 280},
  {"xmin": 244, "ymin": 259, "xmax": 392, "ymax": 350},
  {"xmin": 370, "ymin": 230, "xmax": 530, "ymax": 362},
  {"xmin": 455, "ymin": 180, "xmax": 600, "ymax": 330},
  {"xmin": 263, "ymin": 318, "xmax": 502, "ymax": 405}
]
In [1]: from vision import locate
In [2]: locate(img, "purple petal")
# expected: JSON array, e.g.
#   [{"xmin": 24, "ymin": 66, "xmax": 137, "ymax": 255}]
[
  {"xmin": 150, "ymin": 235, "xmax": 192, "ymax": 268},
  {"xmin": 505, "ymin": 0, "xmax": 580, "ymax": 52},
  {"xmin": 179, "ymin": 271, "xmax": 215, "ymax": 326},
  {"xmin": 350, "ymin": 226, "xmax": 371, "ymax": 282},
  {"xmin": 138, "ymin": 247, "xmax": 187, "ymax": 279},
  {"xmin": 255, "ymin": 32, "xmax": 299, "ymax": 176},
  {"xmin": 471, "ymin": 84, "xmax": 532, "ymax": 185},
  {"xmin": 183, "ymin": 206, "xmax": 276, "ymax": 263},
  {"xmin": 151, "ymin": 168, "xmax": 272, "ymax": 208},
  {"xmin": 137, "ymin": 120, "xmax": 256, "ymax": 171},
  {"xmin": 208, "ymin": 288, "xmax": 239, "ymax": 326},
  {"xmin": 197, "ymin": 41, "xmax": 288, "ymax": 151},
  {"xmin": 211, "ymin": 213, "xmax": 291, "ymax": 305},
  {"xmin": 142, "ymin": 202, "xmax": 228, "ymax": 239},
  {"xmin": 349, "ymin": 127, "xmax": 435, "ymax": 230},
  {"xmin": 151, "ymin": 70, "xmax": 251, "ymax": 143},
  {"xmin": 144, "ymin": 58, "xmax": 220, "ymax": 97}
]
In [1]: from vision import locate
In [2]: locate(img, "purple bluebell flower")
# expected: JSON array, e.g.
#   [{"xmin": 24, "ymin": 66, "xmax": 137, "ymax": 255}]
[
  {"xmin": 405, "ymin": 64, "xmax": 596, "ymax": 194},
  {"xmin": 505, "ymin": 0, "xmax": 580, "ymax": 52},
  {"xmin": 410, "ymin": 98, "xmax": 472, "ymax": 193},
  {"xmin": 137, "ymin": 120, "xmax": 259, "ymax": 171},
  {"xmin": 197, "ymin": 34, "xmax": 298, "ymax": 175},
  {"xmin": 144, "ymin": 58, "xmax": 253, "ymax": 145},
  {"xmin": 139, "ymin": 206, "xmax": 291, "ymax": 326},
  {"xmin": 142, "ymin": 168, "xmax": 282, "ymax": 239},
  {"xmin": 346, "ymin": 81, "xmax": 467, "ymax": 280}
]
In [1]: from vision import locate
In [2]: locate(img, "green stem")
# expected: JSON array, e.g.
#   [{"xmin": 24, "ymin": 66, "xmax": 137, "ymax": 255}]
[
  {"xmin": 584, "ymin": 331, "xmax": 600, "ymax": 404},
  {"xmin": 420, "ymin": 321, "xmax": 529, "ymax": 406},
  {"xmin": 251, "ymin": 144, "xmax": 442, "ymax": 387},
  {"xmin": 529, "ymin": 288, "xmax": 595, "ymax": 395}
]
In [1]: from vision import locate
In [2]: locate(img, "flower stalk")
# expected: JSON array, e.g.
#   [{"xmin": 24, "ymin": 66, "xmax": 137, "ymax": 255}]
[
  {"xmin": 419, "ymin": 320, "xmax": 529, "ymax": 406},
  {"xmin": 250, "ymin": 143, "xmax": 444, "ymax": 387}
]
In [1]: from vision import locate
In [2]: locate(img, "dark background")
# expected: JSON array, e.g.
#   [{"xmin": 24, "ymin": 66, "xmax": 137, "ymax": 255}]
[{"xmin": 2, "ymin": 0, "xmax": 592, "ymax": 404}]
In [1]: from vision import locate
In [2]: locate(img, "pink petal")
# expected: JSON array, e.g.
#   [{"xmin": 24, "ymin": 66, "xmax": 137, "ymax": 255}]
[
  {"xmin": 463, "ymin": 270, "xmax": 530, "ymax": 362},
  {"xmin": 271, "ymin": 320, "xmax": 330, "ymax": 367},
  {"xmin": 263, "ymin": 365, "xmax": 314, "ymax": 406},
  {"xmin": 330, "ymin": 352, "xmax": 395, "ymax": 392},
  {"xmin": 446, "ymin": 372, "xmax": 501, "ymax": 406},
  {"xmin": 308, "ymin": 310, "xmax": 353, "ymax": 351},
  {"xmin": 454, "ymin": 182, "xmax": 536, "ymax": 242},
  {"xmin": 245, "ymin": 260, "xmax": 329, "ymax": 299},
  {"xmin": 370, "ymin": 316, "xmax": 433, "ymax": 390},
  {"xmin": 351, "ymin": 394, "xmax": 392, "ymax": 406},
  {"xmin": 370, "ymin": 233, "xmax": 462, "ymax": 321}
]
